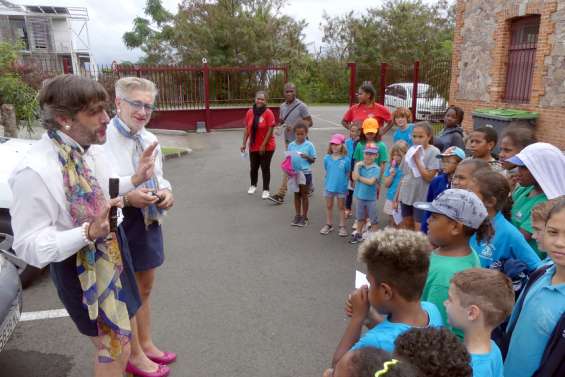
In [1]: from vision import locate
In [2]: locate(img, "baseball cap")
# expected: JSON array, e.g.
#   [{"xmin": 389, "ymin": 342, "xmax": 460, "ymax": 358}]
[
  {"xmin": 414, "ymin": 189, "xmax": 488, "ymax": 229},
  {"xmin": 362, "ymin": 118, "xmax": 379, "ymax": 134},
  {"xmin": 364, "ymin": 142, "xmax": 379, "ymax": 155},
  {"xmin": 505, "ymin": 155, "xmax": 525, "ymax": 166},
  {"xmin": 437, "ymin": 146, "xmax": 466, "ymax": 160},
  {"xmin": 330, "ymin": 133, "xmax": 346, "ymax": 145}
]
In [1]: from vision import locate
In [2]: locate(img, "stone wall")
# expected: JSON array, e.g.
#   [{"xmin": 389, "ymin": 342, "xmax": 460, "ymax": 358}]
[{"xmin": 450, "ymin": 0, "xmax": 565, "ymax": 148}]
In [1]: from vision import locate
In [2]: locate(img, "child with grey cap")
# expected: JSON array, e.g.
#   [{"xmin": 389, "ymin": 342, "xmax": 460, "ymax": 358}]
[{"xmin": 414, "ymin": 189, "xmax": 493, "ymax": 339}]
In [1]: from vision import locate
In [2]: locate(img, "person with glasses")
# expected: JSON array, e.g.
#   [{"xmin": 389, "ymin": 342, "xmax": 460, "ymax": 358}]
[
  {"xmin": 267, "ymin": 82, "xmax": 313, "ymax": 204},
  {"xmin": 9, "ymin": 74, "xmax": 162, "ymax": 376},
  {"xmin": 102, "ymin": 77, "xmax": 174, "ymax": 377}
]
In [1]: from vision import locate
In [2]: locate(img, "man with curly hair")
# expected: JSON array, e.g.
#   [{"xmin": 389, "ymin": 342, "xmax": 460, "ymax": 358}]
[
  {"xmin": 394, "ymin": 327, "xmax": 472, "ymax": 377},
  {"xmin": 330, "ymin": 228, "xmax": 443, "ymax": 368}
]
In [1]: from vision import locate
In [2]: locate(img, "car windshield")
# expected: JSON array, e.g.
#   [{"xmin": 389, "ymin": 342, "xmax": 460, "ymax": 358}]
[{"xmin": 416, "ymin": 86, "xmax": 439, "ymax": 98}]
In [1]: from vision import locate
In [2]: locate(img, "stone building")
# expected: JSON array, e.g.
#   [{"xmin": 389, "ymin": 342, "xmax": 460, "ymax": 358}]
[{"xmin": 449, "ymin": 0, "xmax": 565, "ymax": 147}]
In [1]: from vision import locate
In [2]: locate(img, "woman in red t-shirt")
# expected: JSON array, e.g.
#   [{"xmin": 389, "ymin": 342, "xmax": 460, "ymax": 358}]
[
  {"xmin": 341, "ymin": 82, "xmax": 392, "ymax": 132},
  {"xmin": 241, "ymin": 91, "xmax": 276, "ymax": 198}
]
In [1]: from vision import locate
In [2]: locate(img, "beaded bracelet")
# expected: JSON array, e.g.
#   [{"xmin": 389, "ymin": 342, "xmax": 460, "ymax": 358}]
[{"xmin": 82, "ymin": 222, "xmax": 94, "ymax": 245}]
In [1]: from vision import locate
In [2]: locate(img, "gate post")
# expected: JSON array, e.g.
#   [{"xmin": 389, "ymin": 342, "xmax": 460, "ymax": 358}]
[
  {"xmin": 379, "ymin": 63, "xmax": 388, "ymax": 105},
  {"xmin": 411, "ymin": 61, "xmax": 420, "ymax": 122},
  {"xmin": 203, "ymin": 58, "xmax": 211, "ymax": 132},
  {"xmin": 347, "ymin": 62, "xmax": 357, "ymax": 107}
]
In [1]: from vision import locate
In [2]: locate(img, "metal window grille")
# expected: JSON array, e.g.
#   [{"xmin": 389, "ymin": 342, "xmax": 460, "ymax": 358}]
[{"xmin": 504, "ymin": 16, "xmax": 540, "ymax": 103}]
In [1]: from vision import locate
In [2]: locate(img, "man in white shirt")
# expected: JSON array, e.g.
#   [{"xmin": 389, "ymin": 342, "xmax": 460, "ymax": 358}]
[
  {"xmin": 9, "ymin": 74, "xmax": 168, "ymax": 377},
  {"xmin": 101, "ymin": 77, "xmax": 176, "ymax": 373}
]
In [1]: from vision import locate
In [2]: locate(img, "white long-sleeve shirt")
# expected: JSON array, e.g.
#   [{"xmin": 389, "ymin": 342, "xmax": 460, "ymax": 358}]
[
  {"xmin": 102, "ymin": 117, "xmax": 172, "ymax": 191},
  {"xmin": 9, "ymin": 132, "xmax": 134, "ymax": 268}
]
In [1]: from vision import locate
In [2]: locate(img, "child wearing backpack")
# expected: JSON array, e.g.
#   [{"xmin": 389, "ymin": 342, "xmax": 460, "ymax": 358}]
[
  {"xmin": 503, "ymin": 197, "xmax": 565, "ymax": 377},
  {"xmin": 414, "ymin": 189, "xmax": 491, "ymax": 339},
  {"xmin": 445, "ymin": 269, "xmax": 515, "ymax": 377},
  {"xmin": 321, "ymin": 134, "xmax": 350, "ymax": 236},
  {"xmin": 333, "ymin": 228, "xmax": 443, "ymax": 367}
]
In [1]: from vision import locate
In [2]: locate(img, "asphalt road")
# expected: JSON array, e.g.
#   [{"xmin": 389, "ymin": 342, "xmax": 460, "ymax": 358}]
[{"xmin": 0, "ymin": 105, "xmax": 390, "ymax": 377}]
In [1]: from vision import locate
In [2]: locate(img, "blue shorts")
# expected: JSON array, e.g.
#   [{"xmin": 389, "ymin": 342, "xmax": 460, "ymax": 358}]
[
  {"xmin": 122, "ymin": 207, "xmax": 165, "ymax": 272},
  {"xmin": 400, "ymin": 203, "xmax": 425, "ymax": 223},
  {"xmin": 50, "ymin": 226, "xmax": 141, "ymax": 337},
  {"xmin": 325, "ymin": 191, "xmax": 346, "ymax": 199},
  {"xmin": 356, "ymin": 199, "xmax": 378, "ymax": 224}
]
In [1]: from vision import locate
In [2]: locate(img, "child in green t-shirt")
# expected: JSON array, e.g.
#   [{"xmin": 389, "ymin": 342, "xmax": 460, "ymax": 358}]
[{"xmin": 414, "ymin": 189, "xmax": 492, "ymax": 339}]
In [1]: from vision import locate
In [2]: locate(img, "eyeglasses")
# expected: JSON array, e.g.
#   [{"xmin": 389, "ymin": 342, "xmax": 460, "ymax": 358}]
[{"xmin": 121, "ymin": 97, "xmax": 156, "ymax": 112}]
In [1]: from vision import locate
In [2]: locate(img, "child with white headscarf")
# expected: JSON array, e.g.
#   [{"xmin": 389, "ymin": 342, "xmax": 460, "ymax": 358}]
[{"xmin": 506, "ymin": 142, "xmax": 565, "ymax": 257}]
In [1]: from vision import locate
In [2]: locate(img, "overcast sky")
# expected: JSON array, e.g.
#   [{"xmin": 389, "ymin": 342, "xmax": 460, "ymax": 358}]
[{"xmin": 11, "ymin": 0, "xmax": 438, "ymax": 64}]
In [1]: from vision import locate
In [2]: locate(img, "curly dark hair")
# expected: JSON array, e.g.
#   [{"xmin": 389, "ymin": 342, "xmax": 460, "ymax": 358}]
[
  {"xmin": 394, "ymin": 328, "xmax": 472, "ymax": 377},
  {"xmin": 358, "ymin": 228, "xmax": 431, "ymax": 301},
  {"xmin": 346, "ymin": 348, "xmax": 419, "ymax": 377}
]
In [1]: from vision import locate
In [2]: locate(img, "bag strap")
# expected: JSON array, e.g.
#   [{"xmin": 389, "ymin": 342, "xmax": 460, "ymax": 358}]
[
  {"xmin": 501, "ymin": 264, "xmax": 552, "ymax": 357},
  {"xmin": 281, "ymin": 102, "xmax": 302, "ymax": 124},
  {"xmin": 532, "ymin": 312, "xmax": 565, "ymax": 377}
]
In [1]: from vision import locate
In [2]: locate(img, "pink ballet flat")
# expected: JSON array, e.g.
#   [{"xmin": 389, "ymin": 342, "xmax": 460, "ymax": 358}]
[
  {"xmin": 146, "ymin": 351, "xmax": 177, "ymax": 365},
  {"xmin": 126, "ymin": 361, "xmax": 170, "ymax": 377}
]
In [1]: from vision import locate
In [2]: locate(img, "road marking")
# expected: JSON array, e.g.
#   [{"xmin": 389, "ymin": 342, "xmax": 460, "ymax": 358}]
[
  {"xmin": 311, "ymin": 114, "xmax": 344, "ymax": 128},
  {"xmin": 20, "ymin": 308, "xmax": 69, "ymax": 322}
]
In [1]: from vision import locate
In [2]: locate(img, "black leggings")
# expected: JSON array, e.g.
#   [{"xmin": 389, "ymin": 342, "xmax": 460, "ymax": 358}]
[{"xmin": 249, "ymin": 151, "xmax": 274, "ymax": 190}]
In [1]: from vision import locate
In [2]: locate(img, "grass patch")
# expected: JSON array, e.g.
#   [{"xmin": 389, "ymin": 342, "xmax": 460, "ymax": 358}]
[{"xmin": 161, "ymin": 146, "xmax": 186, "ymax": 157}]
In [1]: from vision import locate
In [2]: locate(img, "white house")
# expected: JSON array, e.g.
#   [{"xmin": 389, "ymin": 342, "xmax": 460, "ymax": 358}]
[{"xmin": 0, "ymin": 0, "xmax": 94, "ymax": 74}]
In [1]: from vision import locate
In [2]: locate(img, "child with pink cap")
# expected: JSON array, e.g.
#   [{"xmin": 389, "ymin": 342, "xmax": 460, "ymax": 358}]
[{"xmin": 321, "ymin": 133, "xmax": 351, "ymax": 236}]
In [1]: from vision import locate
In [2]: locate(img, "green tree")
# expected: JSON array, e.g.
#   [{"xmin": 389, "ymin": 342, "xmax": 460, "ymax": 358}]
[
  {"xmin": 123, "ymin": 0, "xmax": 308, "ymax": 66},
  {"xmin": 0, "ymin": 42, "xmax": 38, "ymax": 132},
  {"xmin": 321, "ymin": 0, "xmax": 455, "ymax": 65}
]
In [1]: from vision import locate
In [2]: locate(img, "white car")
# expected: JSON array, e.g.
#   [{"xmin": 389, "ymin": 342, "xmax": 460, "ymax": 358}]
[
  {"xmin": 384, "ymin": 83, "xmax": 448, "ymax": 122},
  {"xmin": 0, "ymin": 136, "xmax": 42, "ymax": 288}
]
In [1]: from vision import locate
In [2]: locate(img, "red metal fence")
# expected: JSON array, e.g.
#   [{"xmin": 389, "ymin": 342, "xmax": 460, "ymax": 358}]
[
  {"xmin": 19, "ymin": 58, "xmax": 287, "ymax": 131},
  {"xmin": 348, "ymin": 57, "xmax": 451, "ymax": 123}
]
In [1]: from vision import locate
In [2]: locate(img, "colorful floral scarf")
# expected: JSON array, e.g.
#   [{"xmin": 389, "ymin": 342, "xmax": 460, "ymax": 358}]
[{"xmin": 48, "ymin": 130, "xmax": 131, "ymax": 363}]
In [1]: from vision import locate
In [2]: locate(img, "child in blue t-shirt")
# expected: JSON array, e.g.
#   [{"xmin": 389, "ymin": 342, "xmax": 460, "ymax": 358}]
[
  {"xmin": 288, "ymin": 122, "xmax": 316, "ymax": 227},
  {"xmin": 331, "ymin": 228, "xmax": 443, "ymax": 368},
  {"xmin": 350, "ymin": 143, "xmax": 381, "ymax": 244},
  {"xmin": 321, "ymin": 134, "xmax": 351, "ymax": 237},
  {"xmin": 344, "ymin": 124, "xmax": 361, "ymax": 219},
  {"xmin": 504, "ymin": 198, "xmax": 565, "ymax": 377},
  {"xmin": 468, "ymin": 169, "xmax": 541, "ymax": 271},
  {"xmin": 392, "ymin": 107, "xmax": 414, "ymax": 147},
  {"xmin": 383, "ymin": 140, "xmax": 408, "ymax": 226},
  {"xmin": 445, "ymin": 269, "xmax": 514, "ymax": 377}
]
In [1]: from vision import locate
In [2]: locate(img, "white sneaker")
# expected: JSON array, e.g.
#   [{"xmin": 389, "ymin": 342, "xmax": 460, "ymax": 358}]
[
  {"xmin": 262, "ymin": 190, "xmax": 270, "ymax": 199},
  {"xmin": 248, "ymin": 186, "xmax": 257, "ymax": 195}
]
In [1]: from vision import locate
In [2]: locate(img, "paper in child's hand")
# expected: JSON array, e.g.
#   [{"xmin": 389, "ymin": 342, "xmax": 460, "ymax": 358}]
[{"xmin": 355, "ymin": 270, "xmax": 370, "ymax": 289}]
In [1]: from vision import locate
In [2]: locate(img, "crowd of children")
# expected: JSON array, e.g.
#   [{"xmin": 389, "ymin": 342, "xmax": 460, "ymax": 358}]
[{"xmin": 309, "ymin": 104, "xmax": 565, "ymax": 377}]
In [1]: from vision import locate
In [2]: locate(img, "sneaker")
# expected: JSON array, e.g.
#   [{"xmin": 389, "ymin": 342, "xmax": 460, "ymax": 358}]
[
  {"xmin": 320, "ymin": 224, "xmax": 334, "ymax": 235},
  {"xmin": 296, "ymin": 216, "xmax": 307, "ymax": 227},
  {"xmin": 303, "ymin": 217, "xmax": 310, "ymax": 226},
  {"xmin": 262, "ymin": 190, "xmax": 270, "ymax": 199},
  {"xmin": 291, "ymin": 215, "xmax": 302, "ymax": 227},
  {"xmin": 349, "ymin": 233, "xmax": 363, "ymax": 244},
  {"xmin": 267, "ymin": 194, "xmax": 284, "ymax": 204},
  {"xmin": 248, "ymin": 186, "xmax": 257, "ymax": 195},
  {"xmin": 338, "ymin": 226, "xmax": 348, "ymax": 237}
]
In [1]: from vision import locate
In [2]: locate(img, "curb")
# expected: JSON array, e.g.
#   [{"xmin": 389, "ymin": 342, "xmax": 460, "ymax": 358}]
[{"xmin": 163, "ymin": 148, "xmax": 192, "ymax": 161}]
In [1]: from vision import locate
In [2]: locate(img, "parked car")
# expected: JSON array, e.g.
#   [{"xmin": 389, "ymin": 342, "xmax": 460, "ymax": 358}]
[
  {"xmin": 0, "ymin": 136, "xmax": 43, "ymax": 288},
  {"xmin": 0, "ymin": 232, "xmax": 22, "ymax": 352},
  {"xmin": 384, "ymin": 83, "xmax": 448, "ymax": 122}
]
